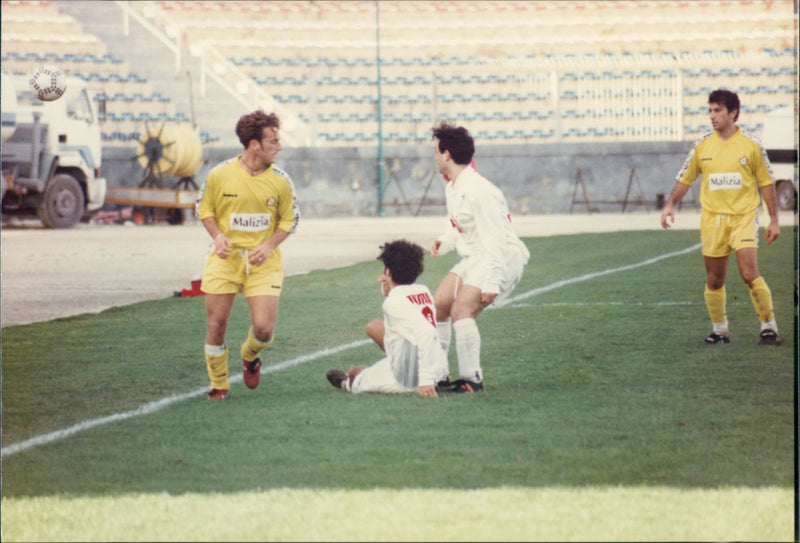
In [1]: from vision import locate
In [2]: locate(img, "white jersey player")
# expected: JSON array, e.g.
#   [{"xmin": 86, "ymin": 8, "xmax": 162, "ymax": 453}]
[
  {"xmin": 326, "ymin": 240, "xmax": 448, "ymax": 398},
  {"xmin": 430, "ymin": 122, "xmax": 530, "ymax": 393}
]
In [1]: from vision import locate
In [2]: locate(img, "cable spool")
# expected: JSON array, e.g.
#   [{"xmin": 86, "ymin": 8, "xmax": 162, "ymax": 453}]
[
  {"xmin": 136, "ymin": 123, "xmax": 203, "ymax": 180},
  {"xmin": 112, "ymin": 122, "xmax": 205, "ymax": 225}
]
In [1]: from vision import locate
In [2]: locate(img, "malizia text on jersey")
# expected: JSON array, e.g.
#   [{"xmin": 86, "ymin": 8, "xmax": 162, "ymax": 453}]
[{"xmin": 231, "ymin": 213, "xmax": 271, "ymax": 231}]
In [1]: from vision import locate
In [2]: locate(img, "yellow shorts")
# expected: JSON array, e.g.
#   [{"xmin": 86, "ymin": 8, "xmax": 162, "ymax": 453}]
[
  {"xmin": 201, "ymin": 248, "xmax": 283, "ymax": 297},
  {"xmin": 700, "ymin": 209, "xmax": 759, "ymax": 258}
]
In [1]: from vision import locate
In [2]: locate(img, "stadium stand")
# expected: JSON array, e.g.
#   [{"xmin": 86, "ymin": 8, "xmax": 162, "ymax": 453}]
[
  {"xmin": 2, "ymin": 0, "xmax": 795, "ymax": 147},
  {"xmin": 138, "ymin": 0, "xmax": 794, "ymax": 146},
  {"xmin": 0, "ymin": 0, "xmax": 204, "ymax": 146}
]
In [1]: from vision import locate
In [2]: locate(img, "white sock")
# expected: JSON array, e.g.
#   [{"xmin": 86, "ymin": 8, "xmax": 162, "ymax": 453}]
[
  {"xmin": 453, "ymin": 318, "xmax": 482, "ymax": 383},
  {"xmin": 712, "ymin": 321, "xmax": 729, "ymax": 336},
  {"xmin": 204, "ymin": 343, "xmax": 226, "ymax": 356},
  {"xmin": 760, "ymin": 319, "xmax": 778, "ymax": 333},
  {"xmin": 437, "ymin": 319, "xmax": 452, "ymax": 353}
]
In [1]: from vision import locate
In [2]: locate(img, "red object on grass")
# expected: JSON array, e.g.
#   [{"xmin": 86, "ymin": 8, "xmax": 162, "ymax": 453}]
[{"xmin": 178, "ymin": 279, "xmax": 205, "ymax": 297}]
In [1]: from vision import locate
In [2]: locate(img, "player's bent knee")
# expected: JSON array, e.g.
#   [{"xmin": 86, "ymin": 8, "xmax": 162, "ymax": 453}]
[
  {"xmin": 365, "ymin": 318, "xmax": 383, "ymax": 338},
  {"xmin": 252, "ymin": 328, "xmax": 274, "ymax": 343},
  {"xmin": 248, "ymin": 320, "xmax": 274, "ymax": 343}
]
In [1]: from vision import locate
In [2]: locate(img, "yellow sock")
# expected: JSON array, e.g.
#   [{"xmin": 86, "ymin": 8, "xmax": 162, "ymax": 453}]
[
  {"xmin": 205, "ymin": 345, "xmax": 230, "ymax": 390},
  {"xmin": 240, "ymin": 326, "xmax": 271, "ymax": 362},
  {"xmin": 704, "ymin": 285, "xmax": 727, "ymax": 327},
  {"xmin": 747, "ymin": 276, "xmax": 775, "ymax": 323}
]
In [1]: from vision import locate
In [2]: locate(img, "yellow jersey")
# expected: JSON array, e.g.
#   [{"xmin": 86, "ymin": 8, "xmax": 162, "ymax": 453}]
[
  {"xmin": 676, "ymin": 127, "xmax": 775, "ymax": 215},
  {"xmin": 196, "ymin": 156, "xmax": 300, "ymax": 249}
]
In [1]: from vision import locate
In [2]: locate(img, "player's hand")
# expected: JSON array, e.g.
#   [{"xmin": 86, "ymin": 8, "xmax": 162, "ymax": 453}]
[
  {"xmin": 418, "ymin": 384, "xmax": 438, "ymax": 397},
  {"xmin": 214, "ymin": 233, "xmax": 232, "ymax": 258},
  {"xmin": 481, "ymin": 291, "xmax": 498, "ymax": 305},
  {"xmin": 430, "ymin": 240, "xmax": 442, "ymax": 257},
  {"xmin": 249, "ymin": 243, "xmax": 272, "ymax": 265},
  {"xmin": 660, "ymin": 205, "xmax": 675, "ymax": 229},
  {"xmin": 765, "ymin": 222, "xmax": 780, "ymax": 245}
]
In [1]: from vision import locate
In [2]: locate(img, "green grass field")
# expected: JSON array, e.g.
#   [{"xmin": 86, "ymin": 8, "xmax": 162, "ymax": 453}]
[{"xmin": 1, "ymin": 229, "xmax": 796, "ymax": 541}]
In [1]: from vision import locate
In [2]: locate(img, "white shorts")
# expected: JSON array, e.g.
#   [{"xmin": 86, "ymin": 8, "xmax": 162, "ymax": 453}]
[
  {"xmin": 351, "ymin": 351, "xmax": 449, "ymax": 395},
  {"xmin": 450, "ymin": 248, "xmax": 527, "ymax": 306},
  {"xmin": 351, "ymin": 358, "xmax": 411, "ymax": 394}
]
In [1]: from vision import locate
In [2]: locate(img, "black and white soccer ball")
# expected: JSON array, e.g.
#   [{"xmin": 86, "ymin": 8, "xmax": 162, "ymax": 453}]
[{"xmin": 29, "ymin": 64, "xmax": 67, "ymax": 102}]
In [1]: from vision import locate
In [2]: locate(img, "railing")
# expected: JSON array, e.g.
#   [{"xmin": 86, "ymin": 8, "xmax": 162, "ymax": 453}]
[
  {"xmin": 189, "ymin": 42, "xmax": 311, "ymax": 147},
  {"xmin": 114, "ymin": 1, "xmax": 181, "ymax": 72}
]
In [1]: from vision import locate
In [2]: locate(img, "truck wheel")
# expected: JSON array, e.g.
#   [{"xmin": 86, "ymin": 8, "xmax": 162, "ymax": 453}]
[
  {"xmin": 775, "ymin": 180, "xmax": 796, "ymax": 211},
  {"xmin": 36, "ymin": 173, "xmax": 85, "ymax": 228}
]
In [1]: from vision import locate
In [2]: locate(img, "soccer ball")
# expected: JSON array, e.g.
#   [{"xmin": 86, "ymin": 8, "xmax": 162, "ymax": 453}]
[{"xmin": 29, "ymin": 65, "xmax": 67, "ymax": 102}]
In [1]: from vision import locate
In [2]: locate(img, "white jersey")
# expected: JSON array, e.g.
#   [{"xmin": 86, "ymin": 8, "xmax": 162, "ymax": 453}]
[
  {"xmin": 437, "ymin": 167, "xmax": 530, "ymax": 293},
  {"xmin": 382, "ymin": 283, "xmax": 447, "ymax": 388}
]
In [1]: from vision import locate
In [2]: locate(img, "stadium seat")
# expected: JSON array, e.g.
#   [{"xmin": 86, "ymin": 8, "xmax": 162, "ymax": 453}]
[{"xmin": 7, "ymin": 0, "xmax": 792, "ymax": 147}]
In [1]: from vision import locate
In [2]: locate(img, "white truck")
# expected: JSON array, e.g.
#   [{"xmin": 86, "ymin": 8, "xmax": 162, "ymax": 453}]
[
  {"xmin": 1, "ymin": 72, "xmax": 106, "ymax": 228},
  {"xmin": 761, "ymin": 105, "xmax": 797, "ymax": 211}
]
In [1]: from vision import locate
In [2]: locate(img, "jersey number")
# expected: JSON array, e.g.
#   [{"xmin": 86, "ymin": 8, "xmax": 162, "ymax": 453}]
[{"xmin": 422, "ymin": 306, "xmax": 437, "ymax": 328}]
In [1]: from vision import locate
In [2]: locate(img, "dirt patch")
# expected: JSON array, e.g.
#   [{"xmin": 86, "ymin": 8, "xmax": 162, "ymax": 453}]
[{"xmin": 0, "ymin": 211, "xmax": 715, "ymax": 327}]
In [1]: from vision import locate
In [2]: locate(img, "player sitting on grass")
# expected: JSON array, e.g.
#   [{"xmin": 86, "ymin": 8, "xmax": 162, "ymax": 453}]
[{"xmin": 326, "ymin": 240, "xmax": 449, "ymax": 397}]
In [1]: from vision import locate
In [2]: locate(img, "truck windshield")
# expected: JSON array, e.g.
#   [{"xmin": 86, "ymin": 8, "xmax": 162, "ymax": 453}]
[{"xmin": 67, "ymin": 90, "xmax": 93, "ymax": 123}]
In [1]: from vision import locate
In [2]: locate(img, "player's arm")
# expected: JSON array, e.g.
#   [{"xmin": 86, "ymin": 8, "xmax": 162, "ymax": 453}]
[
  {"xmin": 249, "ymin": 177, "xmax": 299, "ymax": 264},
  {"xmin": 415, "ymin": 338, "xmax": 440, "ymax": 398},
  {"xmin": 663, "ymin": 142, "xmax": 702, "ymax": 229},
  {"xmin": 201, "ymin": 216, "xmax": 232, "ymax": 258},
  {"xmin": 276, "ymin": 171, "xmax": 301, "ymax": 234},
  {"xmin": 660, "ymin": 181, "xmax": 692, "ymax": 229},
  {"xmin": 196, "ymin": 170, "xmax": 232, "ymax": 258},
  {"xmin": 431, "ymin": 225, "xmax": 458, "ymax": 256},
  {"xmin": 759, "ymin": 183, "xmax": 780, "ymax": 245},
  {"xmin": 753, "ymin": 146, "xmax": 780, "ymax": 245}
]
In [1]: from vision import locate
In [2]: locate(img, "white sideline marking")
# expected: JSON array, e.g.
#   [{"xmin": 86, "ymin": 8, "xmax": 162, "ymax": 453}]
[
  {"xmin": 2, "ymin": 243, "xmax": 700, "ymax": 458},
  {"xmin": 510, "ymin": 300, "xmax": 699, "ymax": 308},
  {"xmin": 502, "ymin": 243, "xmax": 702, "ymax": 306},
  {"xmin": 1, "ymin": 339, "xmax": 371, "ymax": 458}
]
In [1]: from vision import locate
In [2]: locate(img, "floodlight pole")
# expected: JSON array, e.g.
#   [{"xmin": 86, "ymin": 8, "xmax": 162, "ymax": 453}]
[{"xmin": 375, "ymin": 0, "xmax": 385, "ymax": 216}]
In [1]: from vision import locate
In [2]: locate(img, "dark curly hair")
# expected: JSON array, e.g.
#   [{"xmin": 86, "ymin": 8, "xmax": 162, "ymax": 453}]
[
  {"xmin": 431, "ymin": 121, "xmax": 474, "ymax": 165},
  {"xmin": 708, "ymin": 89, "xmax": 740, "ymax": 122},
  {"xmin": 377, "ymin": 240, "xmax": 424, "ymax": 285},
  {"xmin": 235, "ymin": 109, "xmax": 280, "ymax": 148}
]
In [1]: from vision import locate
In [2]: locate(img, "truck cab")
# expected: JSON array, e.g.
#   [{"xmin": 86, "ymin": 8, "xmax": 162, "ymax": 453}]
[{"xmin": 1, "ymin": 72, "xmax": 106, "ymax": 228}]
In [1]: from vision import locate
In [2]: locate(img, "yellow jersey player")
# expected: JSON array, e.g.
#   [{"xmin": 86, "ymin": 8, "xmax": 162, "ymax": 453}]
[
  {"xmin": 660, "ymin": 89, "xmax": 781, "ymax": 346},
  {"xmin": 196, "ymin": 110, "xmax": 300, "ymax": 399}
]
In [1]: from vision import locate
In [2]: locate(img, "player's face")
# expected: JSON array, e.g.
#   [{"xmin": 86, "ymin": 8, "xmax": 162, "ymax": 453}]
[
  {"xmin": 256, "ymin": 127, "xmax": 282, "ymax": 164},
  {"xmin": 379, "ymin": 267, "xmax": 392, "ymax": 296},
  {"xmin": 708, "ymin": 102, "xmax": 736, "ymax": 133},
  {"xmin": 433, "ymin": 140, "xmax": 447, "ymax": 174}
]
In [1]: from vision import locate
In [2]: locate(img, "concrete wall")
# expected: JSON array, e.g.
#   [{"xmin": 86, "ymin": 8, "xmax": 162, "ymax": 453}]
[{"xmin": 102, "ymin": 141, "xmax": 693, "ymax": 218}]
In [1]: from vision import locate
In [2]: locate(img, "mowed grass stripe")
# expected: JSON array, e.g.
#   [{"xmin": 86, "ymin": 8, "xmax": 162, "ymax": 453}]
[
  {"xmin": 0, "ymin": 339, "xmax": 372, "ymax": 458},
  {"xmin": 1, "ymin": 486, "xmax": 793, "ymax": 542},
  {"xmin": 0, "ymin": 229, "xmax": 793, "ymax": 541},
  {"xmin": 1, "ymin": 242, "xmax": 699, "ymax": 458}
]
